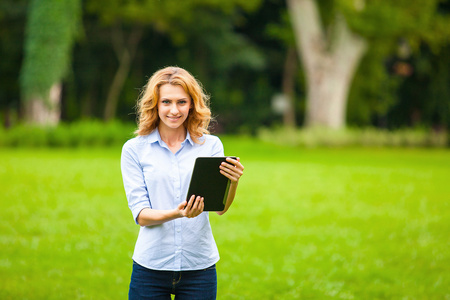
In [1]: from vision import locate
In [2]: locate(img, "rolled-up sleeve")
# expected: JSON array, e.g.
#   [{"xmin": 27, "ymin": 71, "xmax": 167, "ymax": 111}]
[{"xmin": 121, "ymin": 141, "xmax": 151, "ymax": 224}]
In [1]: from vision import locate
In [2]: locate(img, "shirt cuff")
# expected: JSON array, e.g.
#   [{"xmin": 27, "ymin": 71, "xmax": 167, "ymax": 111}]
[{"xmin": 131, "ymin": 203, "xmax": 151, "ymax": 225}]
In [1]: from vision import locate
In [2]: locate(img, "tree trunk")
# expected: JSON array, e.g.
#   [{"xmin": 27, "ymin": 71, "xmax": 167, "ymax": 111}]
[
  {"xmin": 103, "ymin": 25, "xmax": 143, "ymax": 121},
  {"xmin": 23, "ymin": 82, "xmax": 62, "ymax": 125},
  {"xmin": 281, "ymin": 47, "xmax": 297, "ymax": 128},
  {"xmin": 103, "ymin": 49, "xmax": 131, "ymax": 121},
  {"xmin": 287, "ymin": 0, "xmax": 367, "ymax": 129}
]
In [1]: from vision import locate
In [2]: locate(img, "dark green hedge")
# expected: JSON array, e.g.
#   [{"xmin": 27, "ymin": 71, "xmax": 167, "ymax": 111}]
[
  {"xmin": 0, "ymin": 120, "xmax": 136, "ymax": 147},
  {"xmin": 1, "ymin": 121, "xmax": 448, "ymax": 148},
  {"xmin": 258, "ymin": 127, "xmax": 449, "ymax": 148}
]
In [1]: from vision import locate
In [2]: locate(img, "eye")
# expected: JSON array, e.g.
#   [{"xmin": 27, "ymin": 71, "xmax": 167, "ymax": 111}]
[
  {"xmin": 161, "ymin": 100, "xmax": 170, "ymax": 104},
  {"xmin": 178, "ymin": 100, "xmax": 187, "ymax": 105}
]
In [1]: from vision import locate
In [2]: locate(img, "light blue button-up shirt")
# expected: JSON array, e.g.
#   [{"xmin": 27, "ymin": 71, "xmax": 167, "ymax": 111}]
[{"xmin": 121, "ymin": 129, "xmax": 224, "ymax": 271}]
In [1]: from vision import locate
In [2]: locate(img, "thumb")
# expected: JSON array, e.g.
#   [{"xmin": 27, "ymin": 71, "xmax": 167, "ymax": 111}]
[{"xmin": 178, "ymin": 201, "xmax": 187, "ymax": 210}]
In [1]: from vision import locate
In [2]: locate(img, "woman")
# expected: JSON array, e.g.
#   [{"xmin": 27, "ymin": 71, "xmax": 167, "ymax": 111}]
[{"xmin": 121, "ymin": 66, "xmax": 244, "ymax": 299}]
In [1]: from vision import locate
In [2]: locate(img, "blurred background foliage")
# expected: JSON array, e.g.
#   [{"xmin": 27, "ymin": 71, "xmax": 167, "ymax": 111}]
[{"xmin": 0, "ymin": 0, "xmax": 449, "ymax": 140}]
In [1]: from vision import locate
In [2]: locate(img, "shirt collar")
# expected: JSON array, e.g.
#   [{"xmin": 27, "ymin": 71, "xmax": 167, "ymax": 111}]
[
  {"xmin": 147, "ymin": 128, "xmax": 194, "ymax": 147},
  {"xmin": 185, "ymin": 131, "xmax": 195, "ymax": 146},
  {"xmin": 147, "ymin": 129, "xmax": 160, "ymax": 144}
]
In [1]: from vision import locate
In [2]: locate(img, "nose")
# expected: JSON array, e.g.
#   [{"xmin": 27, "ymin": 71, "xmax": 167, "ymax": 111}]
[{"xmin": 170, "ymin": 103, "xmax": 179, "ymax": 114}]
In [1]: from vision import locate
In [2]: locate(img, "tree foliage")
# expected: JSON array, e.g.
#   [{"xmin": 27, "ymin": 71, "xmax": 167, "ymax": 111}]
[
  {"xmin": 81, "ymin": 0, "xmax": 265, "ymax": 122},
  {"xmin": 0, "ymin": 0, "xmax": 448, "ymax": 131},
  {"xmin": 20, "ymin": 0, "xmax": 81, "ymax": 102},
  {"xmin": 346, "ymin": 0, "xmax": 450, "ymax": 128},
  {"xmin": 290, "ymin": 0, "xmax": 450, "ymax": 126},
  {"xmin": 0, "ymin": 0, "xmax": 28, "ymax": 126}
]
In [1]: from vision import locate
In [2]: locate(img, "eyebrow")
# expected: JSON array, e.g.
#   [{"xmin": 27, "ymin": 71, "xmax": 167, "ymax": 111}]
[{"xmin": 160, "ymin": 97, "xmax": 189, "ymax": 101}]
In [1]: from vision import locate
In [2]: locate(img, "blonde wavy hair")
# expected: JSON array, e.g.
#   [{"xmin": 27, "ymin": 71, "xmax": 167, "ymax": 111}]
[{"xmin": 135, "ymin": 66, "xmax": 212, "ymax": 144}]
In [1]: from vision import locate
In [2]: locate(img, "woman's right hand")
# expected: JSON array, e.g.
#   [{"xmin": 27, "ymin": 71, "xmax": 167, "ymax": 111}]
[{"xmin": 177, "ymin": 195, "xmax": 204, "ymax": 218}]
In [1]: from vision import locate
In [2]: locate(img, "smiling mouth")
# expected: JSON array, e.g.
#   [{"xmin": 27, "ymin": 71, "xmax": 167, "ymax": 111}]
[{"xmin": 167, "ymin": 116, "xmax": 181, "ymax": 120}]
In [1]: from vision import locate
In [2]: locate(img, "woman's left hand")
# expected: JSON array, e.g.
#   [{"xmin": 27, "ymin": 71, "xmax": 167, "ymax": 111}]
[{"xmin": 220, "ymin": 157, "xmax": 244, "ymax": 183}]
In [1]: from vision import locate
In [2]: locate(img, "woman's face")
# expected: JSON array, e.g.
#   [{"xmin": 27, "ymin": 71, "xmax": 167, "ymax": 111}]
[{"xmin": 157, "ymin": 84, "xmax": 192, "ymax": 131}]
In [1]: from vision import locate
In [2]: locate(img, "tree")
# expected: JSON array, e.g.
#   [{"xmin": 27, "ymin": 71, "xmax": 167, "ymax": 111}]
[
  {"xmin": 102, "ymin": 22, "xmax": 143, "ymax": 121},
  {"xmin": 286, "ymin": 0, "xmax": 450, "ymax": 129},
  {"xmin": 348, "ymin": 1, "xmax": 450, "ymax": 130},
  {"xmin": 85, "ymin": 0, "xmax": 263, "ymax": 121},
  {"xmin": 20, "ymin": 0, "xmax": 81, "ymax": 125},
  {"xmin": 266, "ymin": 10, "xmax": 300, "ymax": 128},
  {"xmin": 287, "ymin": 0, "xmax": 367, "ymax": 129},
  {"xmin": 0, "ymin": 0, "xmax": 28, "ymax": 127}
]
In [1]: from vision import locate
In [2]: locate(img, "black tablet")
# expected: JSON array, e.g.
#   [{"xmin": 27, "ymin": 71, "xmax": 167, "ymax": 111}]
[{"xmin": 186, "ymin": 157, "xmax": 236, "ymax": 211}]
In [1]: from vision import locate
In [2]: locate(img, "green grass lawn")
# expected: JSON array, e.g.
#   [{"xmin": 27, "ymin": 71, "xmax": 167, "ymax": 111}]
[{"xmin": 1, "ymin": 138, "xmax": 449, "ymax": 299}]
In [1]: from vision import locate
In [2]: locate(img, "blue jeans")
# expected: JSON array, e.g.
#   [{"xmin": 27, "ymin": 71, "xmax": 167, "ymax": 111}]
[{"xmin": 129, "ymin": 261, "xmax": 217, "ymax": 300}]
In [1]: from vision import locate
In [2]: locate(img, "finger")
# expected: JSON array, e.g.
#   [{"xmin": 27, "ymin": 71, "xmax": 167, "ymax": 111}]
[
  {"xmin": 226, "ymin": 156, "xmax": 243, "ymax": 166},
  {"xmin": 186, "ymin": 195, "xmax": 196, "ymax": 210},
  {"xmin": 226, "ymin": 157, "xmax": 238, "ymax": 164},
  {"xmin": 177, "ymin": 201, "xmax": 188, "ymax": 217},
  {"xmin": 186, "ymin": 196, "xmax": 204, "ymax": 218},
  {"xmin": 220, "ymin": 164, "xmax": 244, "ymax": 177},
  {"xmin": 178, "ymin": 200, "xmax": 188, "ymax": 210},
  {"xmin": 193, "ymin": 197, "xmax": 204, "ymax": 217},
  {"xmin": 220, "ymin": 162, "xmax": 235, "ymax": 172},
  {"xmin": 220, "ymin": 169, "xmax": 239, "ymax": 182},
  {"xmin": 199, "ymin": 197, "xmax": 204, "ymax": 212},
  {"xmin": 191, "ymin": 196, "xmax": 201, "ymax": 211},
  {"xmin": 225, "ymin": 158, "xmax": 244, "ymax": 171},
  {"xmin": 222, "ymin": 160, "xmax": 244, "ymax": 173},
  {"xmin": 220, "ymin": 163, "xmax": 242, "ymax": 177}
]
